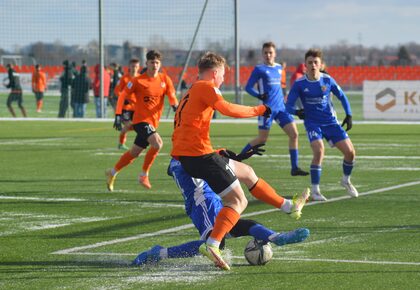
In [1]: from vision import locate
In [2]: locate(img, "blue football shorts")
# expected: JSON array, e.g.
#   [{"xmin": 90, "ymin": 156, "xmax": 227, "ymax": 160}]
[
  {"xmin": 258, "ymin": 110, "xmax": 295, "ymax": 130},
  {"xmin": 305, "ymin": 123, "xmax": 349, "ymax": 146}
]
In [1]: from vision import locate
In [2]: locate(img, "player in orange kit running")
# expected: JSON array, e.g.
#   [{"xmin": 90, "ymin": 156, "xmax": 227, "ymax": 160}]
[
  {"xmin": 106, "ymin": 50, "xmax": 178, "ymax": 190},
  {"xmin": 32, "ymin": 64, "xmax": 47, "ymax": 113},
  {"xmin": 113, "ymin": 58, "xmax": 140, "ymax": 150},
  {"xmin": 171, "ymin": 51, "xmax": 310, "ymax": 270}
]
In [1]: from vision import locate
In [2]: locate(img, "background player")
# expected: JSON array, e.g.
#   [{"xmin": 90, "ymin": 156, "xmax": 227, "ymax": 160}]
[
  {"xmin": 106, "ymin": 50, "xmax": 178, "ymax": 190},
  {"xmin": 241, "ymin": 42, "xmax": 308, "ymax": 177},
  {"xmin": 171, "ymin": 51, "xmax": 309, "ymax": 270},
  {"xmin": 286, "ymin": 48, "xmax": 358, "ymax": 201},
  {"xmin": 113, "ymin": 58, "xmax": 140, "ymax": 150},
  {"xmin": 132, "ymin": 148, "xmax": 310, "ymax": 266},
  {"xmin": 31, "ymin": 64, "xmax": 47, "ymax": 113},
  {"xmin": 4, "ymin": 64, "xmax": 26, "ymax": 117}
]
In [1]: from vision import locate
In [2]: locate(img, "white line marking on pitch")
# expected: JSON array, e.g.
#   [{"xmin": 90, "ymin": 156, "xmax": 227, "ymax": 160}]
[
  {"xmin": 230, "ymin": 256, "xmax": 420, "ymax": 266},
  {"xmin": 0, "ymin": 196, "xmax": 184, "ymax": 208},
  {"xmin": 51, "ymin": 180, "xmax": 420, "ymax": 255}
]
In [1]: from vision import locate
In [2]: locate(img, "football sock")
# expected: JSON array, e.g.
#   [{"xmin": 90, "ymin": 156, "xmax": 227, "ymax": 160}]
[
  {"xmin": 114, "ymin": 151, "xmax": 136, "ymax": 172},
  {"xmin": 289, "ymin": 149, "xmax": 299, "ymax": 169},
  {"xmin": 119, "ymin": 132, "xmax": 127, "ymax": 145},
  {"xmin": 142, "ymin": 147, "xmax": 159, "ymax": 173},
  {"xmin": 249, "ymin": 178, "xmax": 285, "ymax": 208},
  {"xmin": 310, "ymin": 164, "xmax": 322, "ymax": 185},
  {"xmin": 167, "ymin": 240, "xmax": 204, "ymax": 258},
  {"xmin": 312, "ymin": 184, "xmax": 320, "ymax": 194},
  {"xmin": 209, "ymin": 207, "xmax": 240, "ymax": 245},
  {"xmin": 240, "ymin": 143, "xmax": 252, "ymax": 155},
  {"xmin": 249, "ymin": 224, "xmax": 276, "ymax": 243},
  {"xmin": 36, "ymin": 100, "xmax": 43, "ymax": 111},
  {"xmin": 343, "ymin": 160, "xmax": 354, "ymax": 176},
  {"xmin": 280, "ymin": 199, "xmax": 293, "ymax": 213}
]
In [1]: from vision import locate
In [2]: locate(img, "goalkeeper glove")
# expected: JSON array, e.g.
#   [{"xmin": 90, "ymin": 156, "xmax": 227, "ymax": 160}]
[
  {"xmin": 258, "ymin": 93, "xmax": 268, "ymax": 101},
  {"xmin": 171, "ymin": 105, "xmax": 178, "ymax": 112},
  {"xmin": 113, "ymin": 115, "xmax": 122, "ymax": 131},
  {"xmin": 262, "ymin": 105, "xmax": 271, "ymax": 118},
  {"xmin": 341, "ymin": 115, "xmax": 352, "ymax": 131},
  {"xmin": 219, "ymin": 144, "xmax": 265, "ymax": 162},
  {"xmin": 296, "ymin": 109, "xmax": 305, "ymax": 120}
]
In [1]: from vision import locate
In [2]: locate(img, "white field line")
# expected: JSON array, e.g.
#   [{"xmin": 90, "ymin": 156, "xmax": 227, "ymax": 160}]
[
  {"xmin": 230, "ymin": 256, "xmax": 420, "ymax": 266},
  {"xmin": 51, "ymin": 180, "xmax": 420, "ymax": 255},
  {"xmin": 0, "ymin": 196, "xmax": 86, "ymax": 202},
  {"xmin": 0, "ymin": 196, "xmax": 184, "ymax": 208},
  {"xmin": 0, "ymin": 137, "xmax": 68, "ymax": 145},
  {"xmin": 2, "ymin": 117, "xmax": 420, "ymax": 125}
]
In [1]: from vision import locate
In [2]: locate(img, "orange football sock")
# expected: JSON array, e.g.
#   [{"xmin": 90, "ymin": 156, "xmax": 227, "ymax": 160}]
[
  {"xmin": 115, "ymin": 151, "xmax": 136, "ymax": 172},
  {"xmin": 249, "ymin": 178, "xmax": 285, "ymax": 208},
  {"xmin": 209, "ymin": 207, "xmax": 240, "ymax": 242},
  {"xmin": 119, "ymin": 132, "xmax": 127, "ymax": 145},
  {"xmin": 142, "ymin": 147, "xmax": 159, "ymax": 173}
]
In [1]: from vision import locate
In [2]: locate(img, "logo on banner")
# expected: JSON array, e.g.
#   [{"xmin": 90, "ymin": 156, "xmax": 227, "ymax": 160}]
[{"xmin": 375, "ymin": 88, "xmax": 396, "ymax": 112}]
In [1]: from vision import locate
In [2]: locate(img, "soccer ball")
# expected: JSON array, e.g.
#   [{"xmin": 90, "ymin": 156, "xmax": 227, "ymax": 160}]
[{"xmin": 244, "ymin": 239, "xmax": 273, "ymax": 266}]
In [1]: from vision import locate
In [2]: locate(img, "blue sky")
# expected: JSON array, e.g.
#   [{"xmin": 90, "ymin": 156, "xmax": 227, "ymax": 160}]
[{"xmin": 1, "ymin": 0, "xmax": 419, "ymax": 51}]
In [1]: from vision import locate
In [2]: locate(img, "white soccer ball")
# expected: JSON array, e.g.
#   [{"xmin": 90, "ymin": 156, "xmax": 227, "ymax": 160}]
[{"xmin": 244, "ymin": 239, "xmax": 273, "ymax": 266}]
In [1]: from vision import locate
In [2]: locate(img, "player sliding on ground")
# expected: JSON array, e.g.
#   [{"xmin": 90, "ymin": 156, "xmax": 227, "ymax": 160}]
[
  {"xmin": 286, "ymin": 48, "xmax": 358, "ymax": 201},
  {"xmin": 106, "ymin": 50, "xmax": 178, "ymax": 190},
  {"xmin": 171, "ymin": 51, "xmax": 310, "ymax": 270},
  {"xmin": 132, "ymin": 146, "xmax": 310, "ymax": 266}
]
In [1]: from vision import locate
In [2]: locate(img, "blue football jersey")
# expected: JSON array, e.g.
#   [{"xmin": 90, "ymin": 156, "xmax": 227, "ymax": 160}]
[
  {"xmin": 168, "ymin": 158, "xmax": 222, "ymax": 216},
  {"xmin": 245, "ymin": 63, "xmax": 285, "ymax": 112},
  {"xmin": 286, "ymin": 73, "xmax": 352, "ymax": 126}
]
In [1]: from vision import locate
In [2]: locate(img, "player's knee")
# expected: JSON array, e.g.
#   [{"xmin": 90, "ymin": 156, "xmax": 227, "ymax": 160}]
[{"xmin": 346, "ymin": 148, "xmax": 356, "ymax": 161}]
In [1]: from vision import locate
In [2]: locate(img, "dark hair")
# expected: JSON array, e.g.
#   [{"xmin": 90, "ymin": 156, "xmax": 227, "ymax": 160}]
[
  {"xmin": 129, "ymin": 58, "xmax": 140, "ymax": 64},
  {"xmin": 305, "ymin": 48, "xmax": 323, "ymax": 60},
  {"xmin": 146, "ymin": 50, "xmax": 162, "ymax": 61},
  {"xmin": 262, "ymin": 42, "xmax": 276, "ymax": 50},
  {"xmin": 198, "ymin": 51, "xmax": 226, "ymax": 73},
  {"xmin": 35, "ymin": 64, "xmax": 40, "ymax": 69}
]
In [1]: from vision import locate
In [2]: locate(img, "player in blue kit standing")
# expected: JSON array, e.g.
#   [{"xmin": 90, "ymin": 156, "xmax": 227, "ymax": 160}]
[
  {"xmin": 241, "ymin": 42, "xmax": 308, "ymax": 176},
  {"xmin": 132, "ymin": 146, "xmax": 310, "ymax": 266},
  {"xmin": 286, "ymin": 48, "xmax": 358, "ymax": 201}
]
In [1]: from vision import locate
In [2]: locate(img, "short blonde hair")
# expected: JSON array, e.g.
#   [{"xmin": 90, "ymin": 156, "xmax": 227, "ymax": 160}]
[{"xmin": 198, "ymin": 51, "xmax": 226, "ymax": 74}]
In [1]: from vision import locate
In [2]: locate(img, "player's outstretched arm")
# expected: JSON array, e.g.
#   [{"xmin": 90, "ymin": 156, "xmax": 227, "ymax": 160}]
[{"xmin": 213, "ymin": 100, "xmax": 269, "ymax": 118}]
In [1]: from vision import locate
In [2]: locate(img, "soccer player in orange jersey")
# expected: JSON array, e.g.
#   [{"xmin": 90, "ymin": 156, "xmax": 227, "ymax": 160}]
[
  {"xmin": 113, "ymin": 58, "xmax": 140, "ymax": 150},
  {"xmin": 106, "ymin": 50, "xmax": 178, "ymax": 190},
  {"xmin": 32, "ymin": 64, "xmax": 47, "ymax": 113},
  {"xmin": 171, "ymin": 52, "xmax": 310, "ymax": 270}
]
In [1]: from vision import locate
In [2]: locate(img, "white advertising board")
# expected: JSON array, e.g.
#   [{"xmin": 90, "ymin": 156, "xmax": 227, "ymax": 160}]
[{"xmin": 363, "ymin": 81, "xmax": 420, "ymax": 120}]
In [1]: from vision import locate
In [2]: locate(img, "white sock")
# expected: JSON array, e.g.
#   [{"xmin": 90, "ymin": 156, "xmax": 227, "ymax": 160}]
[
  {"xmin": 311, "ymin": 184, "xmax": 320, "ymax": 194},
  {"xmin": 342, "ymin": 175, "xmax": 350, "ymax": 183},
  {"xmin": 140, "ymin": 171, "xmax": 148, "ymax": 177},
  {"xmin": 111, "ymin": 168, "xmax": 117, "ymax": 176},
  {"xmin": 268, "ymin": 233, "xmax": 279, "ymax": 242},
  {"xmin": 280, "ymin": 199, "xmax": 293, "ymax": 213},
  {"xmin": 159, "ymin": 248, "xmax": 168, "ymax": 259},
  {"xmin": 206, "ymin": 237, "xmax": 221, "ymax": 248}
]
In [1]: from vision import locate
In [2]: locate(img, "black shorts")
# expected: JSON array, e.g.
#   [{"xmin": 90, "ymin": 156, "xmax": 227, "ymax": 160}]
[
  {"xmin": 34, "ymin": 92, "xmax": 44, "ymax": 101},
  {"xmin": 122, "ymin": 110, "xmax": 134, "ymax": 122},
  {"xmin": 7, "ymin": 91, "xmax": 23, "ymax": 106},
  {"xmin": 133, "ymin": 122, "xmax": 156, "ymax": 148},
  {"xmin": 179, "ymin": 153, "xmax": 239, "ymax": 197}
]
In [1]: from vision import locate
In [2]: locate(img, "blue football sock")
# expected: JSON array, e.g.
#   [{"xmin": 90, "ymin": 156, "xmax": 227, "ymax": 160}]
[
  {"xmin": 310, "ymin": 164, "xmax": 322, "ymax": 185},
  {"xmin": 343, "ymin": 160, "xmax": 354, "ymax": 176},
  {"xmin": 240, "ymin": 143, "xmax": 252, "ymax": 155},
  {"xmin": 249, "ymin": 224, "xmax": 276, "ymax": 243},
  {"xmin": 167, "ymin": 240, "xmax": 204, "ymax": 259},
  {"xmin": 289, "ymin": 149, "xmax": 298, "ymax": 169}
]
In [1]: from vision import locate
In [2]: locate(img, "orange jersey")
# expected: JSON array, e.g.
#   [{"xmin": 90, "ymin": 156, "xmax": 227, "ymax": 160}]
[
  {"xmin": 281, "ymin": 68, "xmax": 287, "ymax": 89},
  {"xmin": 115, "ymin": 74, "xmax": 137, "ymax": 113},
  {"xmin": 120, "ymin": 72, "xmax": 177, "ymax": 128},
  {"xmin": 32, "ymin": 71, "xmax": 47, "ymax": 92},
  {"xmin": 171, "ymin": 80, "xmax": 266, "ymax": 157}
]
